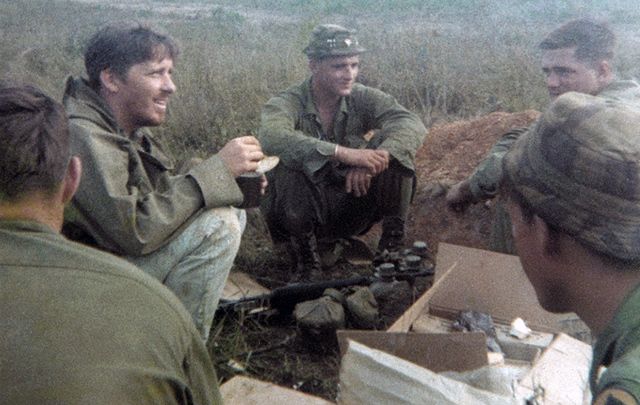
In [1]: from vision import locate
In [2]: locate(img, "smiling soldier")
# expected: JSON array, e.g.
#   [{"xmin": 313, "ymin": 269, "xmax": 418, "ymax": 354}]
[
  {"xmin": 62, "ymin": 23, "xmax": 266, "ymax": 342},
  {"xmin": 446, "ymin": 18, "xmax": 640, "ymax": 254},
  {"xmin": 259, "ymin": 24, "xmax": 427, "ymax": 280}
]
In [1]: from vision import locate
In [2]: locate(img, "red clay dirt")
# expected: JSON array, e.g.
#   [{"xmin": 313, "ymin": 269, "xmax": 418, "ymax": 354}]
[{"xmin": 362, "ymin": 110, "xmax": 540, "ymax": 254}]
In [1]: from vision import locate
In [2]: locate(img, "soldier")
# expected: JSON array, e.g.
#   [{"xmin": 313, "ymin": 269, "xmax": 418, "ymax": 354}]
[
  {"xmin": 503, "ymin": 92, "xmax": 640, "ymax": 405},
  {"xmin": 62, "ymin": 23, "xmax": 266, "ymax": 341},
  {"xmin": 0, "ymin": 83, "xmax": 221, "ymax": 404},
  {"xmin": 259, "ymin": 24, "xmax": 427, "ymax": 280},
  {"xmin": 446, "ymin": 18, "xmax": 640, "ymax": 253}
]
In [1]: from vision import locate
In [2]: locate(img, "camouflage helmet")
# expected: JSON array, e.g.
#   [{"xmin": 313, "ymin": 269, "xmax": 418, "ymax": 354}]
[
  {"xmin": 303, "ymin": 24, "xmax": 366, "ymax": 59},
  {"xmin": 503, "ymin": 92, "xmax": 640, "ymax": 261}
]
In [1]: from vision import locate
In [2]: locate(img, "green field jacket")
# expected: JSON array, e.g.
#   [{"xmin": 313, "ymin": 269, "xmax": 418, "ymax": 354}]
[
  {"xmin": 468, "ymin": 79, "xmax": 640, "ymax": 202},
  {"xmin": 591, "ymin": 284, "xmax": 640, "ymax": 401},
  {"xmin": 0, "ymin": 220, "xmax": 221, "ymax": 404},
  {"xmin": 258, "ymin": 78, "xmax": 427, "ymax": 177},
  {"xmin": 62, "ymin": 77, "xmax": 242, "ymax": 256}
]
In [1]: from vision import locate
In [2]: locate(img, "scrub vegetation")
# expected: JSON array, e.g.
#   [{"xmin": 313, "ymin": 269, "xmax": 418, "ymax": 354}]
[
  {"xmin": 3, "ymin": 0, "xmax": 639, "ymax": 400},
  {"xmin": 3, "ymin": 0, "xmax": 640, "ymax": 159}
]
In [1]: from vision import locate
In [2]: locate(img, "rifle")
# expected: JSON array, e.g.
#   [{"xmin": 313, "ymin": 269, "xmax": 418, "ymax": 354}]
[{"xmin": 217, "ymin": 265, "xmax": 434, "ymax": 317}]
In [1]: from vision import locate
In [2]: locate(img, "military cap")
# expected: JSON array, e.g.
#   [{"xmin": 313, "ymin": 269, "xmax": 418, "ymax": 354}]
[
  {"xmin": 503, "ymin": 92, "xmax": 640, "ymax": 261},
  {"xmin": 303, "ymin": 24, "xmax": 366, "ymax": 59}
]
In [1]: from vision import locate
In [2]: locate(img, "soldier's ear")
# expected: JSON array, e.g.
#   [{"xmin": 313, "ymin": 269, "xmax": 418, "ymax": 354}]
[
  {"xmin": 595, "ymin": 60, "xmax": 613, "ymax": 84},
  {"xmin": 533, "ymin": 215, "xmax": 562, "ymax": 257},
  {"xmin": 99, "ymin": 68, "xmax": 121, "ymax": 93},
  {"xmin": 61, "ymin": 156, "xmax": 81, "ymax": 205}
]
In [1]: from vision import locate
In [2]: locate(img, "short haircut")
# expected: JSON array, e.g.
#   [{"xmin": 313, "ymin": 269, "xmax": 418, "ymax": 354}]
[
  {"xmin": 84, "ymin": 23, "xmax": 179, "ymax": 88},
  {"xmin": 0, "ymin": 83, "xmax": 70, "ymax": 201},
  {"xmin": 539, "ymin": 18, "xmax": 615, "ymax": 65}
]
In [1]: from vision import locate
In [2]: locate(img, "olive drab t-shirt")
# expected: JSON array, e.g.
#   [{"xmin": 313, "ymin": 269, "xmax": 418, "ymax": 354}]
[{"xmin": 0, "ymin": 220, "xmax": 221, "ymax": 404}]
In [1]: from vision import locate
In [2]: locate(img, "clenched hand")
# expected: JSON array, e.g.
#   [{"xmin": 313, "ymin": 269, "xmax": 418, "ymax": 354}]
[
  {"xmin": 218, "ymin": 136, "xmax": 264, "ymax": 177},
  {"xmin": 335, "ymin": 146, "xmax": 389, "ymax": 175}
]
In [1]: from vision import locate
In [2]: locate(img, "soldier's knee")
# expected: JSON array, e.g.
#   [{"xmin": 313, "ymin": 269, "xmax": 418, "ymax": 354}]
[
  {"xmin": 282, "ymin": 208, "xmax": 314, "ymax": 236},
  {"xmin": 201, "ymin": 207, "xmax": 244, "ymax": 250}
]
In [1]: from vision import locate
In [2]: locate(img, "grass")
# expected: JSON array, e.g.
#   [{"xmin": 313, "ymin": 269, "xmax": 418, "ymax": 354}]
[{"xmin": 3, "ymin": 0, "xmax": 640, "ymax": 399}]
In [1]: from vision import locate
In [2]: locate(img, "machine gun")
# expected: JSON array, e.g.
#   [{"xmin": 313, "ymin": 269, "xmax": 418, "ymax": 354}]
[{"xmin": 217, "ymin": 254, "xmax": 434, "ymax": 317}]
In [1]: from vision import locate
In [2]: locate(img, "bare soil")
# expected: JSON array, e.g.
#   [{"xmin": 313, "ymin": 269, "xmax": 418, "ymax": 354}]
[{"xmin": 219, "ymin": 110, "xmax": 540, "ymax": 401}]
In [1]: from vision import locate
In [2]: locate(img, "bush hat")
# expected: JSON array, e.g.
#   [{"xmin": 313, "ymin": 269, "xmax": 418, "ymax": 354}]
[
  {"xmin": 303, "ymin": 24, "xmax": 366, "ymax": 59},
  {"xmin": 503, "ymin": 92, "xmax": 640, "ymax": 261}
]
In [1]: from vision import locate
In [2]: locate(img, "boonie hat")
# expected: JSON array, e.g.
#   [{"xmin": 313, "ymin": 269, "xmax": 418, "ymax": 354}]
[
  {"xmin": 503, "ymin": 92, "xmax": 640, "ymax": 261},
  {"xmin": 303, "ymin": 24, "xmax": 366, "ymax": 58}
]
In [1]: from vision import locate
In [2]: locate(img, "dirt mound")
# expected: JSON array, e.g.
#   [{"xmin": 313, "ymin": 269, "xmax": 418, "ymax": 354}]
[{"xmin": 404, "ymin": 110, "xmax": 540, "ymax": 253}]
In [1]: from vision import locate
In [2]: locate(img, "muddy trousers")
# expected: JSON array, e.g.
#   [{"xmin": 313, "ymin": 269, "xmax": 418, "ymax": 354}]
[
  {"xmin": 262, "ymin": 160, "xmax": 414, "ymax": 244},
  {"xmin": 127, "ymin": 207, "xmax": 245, "ymax": 342}
]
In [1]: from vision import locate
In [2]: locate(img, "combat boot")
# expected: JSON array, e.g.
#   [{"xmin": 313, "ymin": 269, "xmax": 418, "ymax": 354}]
[
  {"xmin": 377, "ymin": 216, "xmax": 406, "ymax": 254},
  {"xmin": 288, "ymin": 231, "xmax": 323, "ymax": 282}
]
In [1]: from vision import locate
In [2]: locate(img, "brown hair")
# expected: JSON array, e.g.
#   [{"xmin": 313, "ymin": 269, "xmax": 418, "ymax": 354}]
[
  {"xmin": 0, "ymin": 83, "xmax": 70, "ymax": 201},
  {"xmin": 539, "ymin": 18, "xmax": 615, "ymax": 65},
  {"xmin": 85, "ymin": 22, "xmax": 179, "ymax": 89}
]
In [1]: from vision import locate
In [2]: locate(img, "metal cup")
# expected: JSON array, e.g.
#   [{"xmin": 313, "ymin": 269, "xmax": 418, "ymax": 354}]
[{"xmin": 235, "ymin": 172, "xmax": 262, "ymax": 208}]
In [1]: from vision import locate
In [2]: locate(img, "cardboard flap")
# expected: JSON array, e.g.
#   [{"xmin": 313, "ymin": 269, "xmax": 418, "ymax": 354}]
[
  {"xmin": 429, "ymin": 243, "xmax": 587, "ymax": 333},
  {"xmin": 221, "ymin": 376, "xmax": 333, "ymax": 405},
  {"xmin": 337, "ymin": 330, "xmax": 487, "ymax": 372},
  {"xmin": 222, "ymin": 271, "xmax": 270, "ymax": 301}
]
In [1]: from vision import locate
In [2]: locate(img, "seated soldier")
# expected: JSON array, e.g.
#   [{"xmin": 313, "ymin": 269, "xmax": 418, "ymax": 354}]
[
  {"xmin": 446, "ymin": 18, "xmax": 640, "ymax": 254},
  {"xmin": 0, "ymin": 83, "xmax": 221, "ymax": 404},
  {"xmin": 259, "ymin": 24, "xmax": 427, "ymax": 280},
  {"xmin": 502, "ymin": 92, "xmax": 640, "ymax": 404},
  {"xmin": 62, "ymin": 23, "xmax": 266, "ymax": 341}
]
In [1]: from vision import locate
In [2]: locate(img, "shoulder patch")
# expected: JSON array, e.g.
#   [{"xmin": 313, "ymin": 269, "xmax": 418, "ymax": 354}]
[{"xmin": 593, "ymin": 388, "xmax": 638, "ymax": 405}]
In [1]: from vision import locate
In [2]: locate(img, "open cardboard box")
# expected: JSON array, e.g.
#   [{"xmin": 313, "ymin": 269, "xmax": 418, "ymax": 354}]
[{"xmin": 337, "ymin": 243, "xmax": 592, "ymax": 404}]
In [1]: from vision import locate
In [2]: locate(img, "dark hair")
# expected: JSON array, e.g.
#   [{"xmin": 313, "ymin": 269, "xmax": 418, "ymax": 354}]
[
  {"xmin": 539, "ymin": 19, "xmax": 615, "ymax": 65},
  {"xmin": 0, "ymin": 83, "xmax": 70, "ymax": 201},
  {"xmin": 84, "ymin": 23, "xmax": 179, "ymax": 88}
]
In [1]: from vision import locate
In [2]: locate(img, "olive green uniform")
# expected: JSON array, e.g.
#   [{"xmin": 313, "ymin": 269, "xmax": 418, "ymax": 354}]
[
  {"xmin": 591, "ymin": 284, "xmax": 640, "ymax": 402},
  {"xmin": 62, "ymin": 76, "xmax": 244, "ymax": 340},
  {"xmin": 468, "ymin": 80, "xmax": 640, "ymax": 253},
  {"xmin": 259, "ymin": 78, "xmax": 426, "ymax": 242},
  {"xmin": 0, "ymin": 220, "xmax": 221, "ymax": 404}
]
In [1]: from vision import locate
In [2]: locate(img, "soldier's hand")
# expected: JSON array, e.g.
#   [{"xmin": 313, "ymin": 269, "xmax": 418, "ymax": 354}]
[
  {"xmin": 218, "ymin": 136, "xmax": 264, "ymax": 177},
  {"xmin": 345, "ymin": 167, "xmax": 373, "ymax": 197},
  {"xmin": 446, "ymin": 179, "xmax": 473, "ymax": 213},
  {"xmin": 335, "ymin": 146, "xmax": 389, "ymax": 175}
]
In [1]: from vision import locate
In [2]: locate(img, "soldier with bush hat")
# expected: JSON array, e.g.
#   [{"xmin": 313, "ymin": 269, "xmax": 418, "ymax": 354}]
[
  {"xmin": 503, "ymin": 92, "xmax": 640, "ymax": 404},
  {"xmin": 259, "ymin": 23, "xmax": 427, "ymax": 280}
]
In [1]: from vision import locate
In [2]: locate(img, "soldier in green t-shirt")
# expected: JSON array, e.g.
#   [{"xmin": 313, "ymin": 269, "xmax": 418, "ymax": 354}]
[{"xmin": 0, "ymin": 84, "xmax": 220, "ymax": 404}]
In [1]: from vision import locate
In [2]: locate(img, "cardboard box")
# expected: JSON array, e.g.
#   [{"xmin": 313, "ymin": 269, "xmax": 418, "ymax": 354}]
[
  {"xmin": 389, "ymin": 243, "xmax": 590, "ymax": 339},
  {"xmin": 337, "ymin": 335, "xmax": 591, "ymax": 405},
  {"xmin": 336, "ymin": 243, "xmax": 593, "ymax": 404}
]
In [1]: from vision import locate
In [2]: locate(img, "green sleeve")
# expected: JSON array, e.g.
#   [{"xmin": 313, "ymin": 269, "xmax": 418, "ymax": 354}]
[
  {"xmin": 353, "ymin": 86, "xmax": 428, "ymax": 171},
  {"xmin": 468, "ymin": 126, "xmax": 530, "ymax": 201},
  {"xmin": 258, "ymin": 91, "xmax": 337, "ymax": 173}
]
